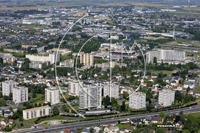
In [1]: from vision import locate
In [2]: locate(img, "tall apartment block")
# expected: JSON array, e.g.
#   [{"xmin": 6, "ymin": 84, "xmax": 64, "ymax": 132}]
[
  {"xmin": 69, "ymin": 80, "xmax": 80, "ymax": 96},
  {"xmin": 2, "ymin": 80, "xmax": 17, "ymax": 96},
  {"xmin": 103, "ymin": 84, "xmax": 119, "ymax": 99},
  {"xmin": 129, "ymin": 91, "xmax": 146, "ymax": 109},
  {"xmin": 45, "ymin": 87, "xmax": 60, "ymax": 105},
  {"xmin": 80, "ymin": 52, "xmax": 94, "ymax": 66},
  {"xmin": 158, "ymin": 89, "xmax": 175, "ymax": 107},
  {"xmin": 79, "ymin": 83, "xmax": 102, "ymax": 110},
  {"xmin": 13, "ymin": 86, "xmax": 28, "ymax": 104}
]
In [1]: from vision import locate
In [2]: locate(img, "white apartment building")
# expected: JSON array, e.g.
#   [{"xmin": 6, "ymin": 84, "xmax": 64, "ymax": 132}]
[
  {"xmin": 158, "ymin": 89, "xmax": 175, "ymax": 107},
  {"xmin": 69, "ymin": 80, "xmax": 81, "ymax": 96},
  {"xmin": 129, "ymin": 91, "xmax": 146, "ymax": 109},
  {"xmin": 103, "ymin": 84, "xmax": 119, "ymax": 99},
  {"xmin": 146, "ymin": 49, "xmax": 185, "ymax": 64},
  {"xmin": 26, "ymin": 52, "xmax": 60, "ymax": 64},
  {"xmin": 80, "ymin": 52, "xmax": 94, "ymax": 66},
  {"xmin": 13, "ymin": 86, "xmax": 28, "ymax": 104},
  {"xmin": 79, "ymin": 83, "xmax": 102, "ymax": 110},
  {"xmin": 45, "ymin": 87, "xmax": 60, "ymax": 105},
  {"xmin": 23, "ymin": 106, "xmax": 51, "ymax": 120},
  {"xmin": 2, "ymin": 80, "xmax": 17, "ymax": 96}
]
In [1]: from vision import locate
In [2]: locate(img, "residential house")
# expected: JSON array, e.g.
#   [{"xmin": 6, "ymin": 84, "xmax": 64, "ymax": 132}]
[
  {"xmin": 152, "ymin": 117, "xmax": 163, "ymax": 123},
  {"xmin": 104, "ymin": 124, "xmax": 112, "ymax": 132},
  {"xmin": 175, "ymin": 121, "xmax": 183, "ymax": 129}
]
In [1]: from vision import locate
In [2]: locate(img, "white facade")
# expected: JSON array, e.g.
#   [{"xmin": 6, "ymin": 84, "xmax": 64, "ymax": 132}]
[
  {"xmin": 79, "ymin": 84, "xmax": 102, "ymax": 110},
  {"xmin": 26, "ymin": 52, "xmax": 60, "ymax": 64},
  {"xmin": 45, "ymin": 87, "xmax": 60, "ymax": 105},
  {"xmin": 23, "ymin": 106, "xmax": 51, "ymax": 120},
  {"xmin": 80, "ymin": 52, "xmax": 94, "ymax": 66},
  {"xmin": 129, "ymin": 91, "xmax": 146, "ymax": 109},
  {"xmin": 103, "ymin": 84, "xmax": 119, "ymax": 99},
  {"xmin": 13, "ymin": 86, "xmax": 28, "ymax": 104},
  {"xmin": 69, "ymin": 80, "xmax": 80, "ymax": 96},
  {"xmin": 59, "ymin": 59, "xmax": 74, "ymax": 68},
  {"xmin": 158, "ymin": 89, "xmax": 175, "ymax": 107},
  {"xmin": 146, "ymin": 49, "xmax": 185, "ymax": 64},
  {"xmin": 2, "ymin": 80, "xmax": 17, "ymax": 96}
]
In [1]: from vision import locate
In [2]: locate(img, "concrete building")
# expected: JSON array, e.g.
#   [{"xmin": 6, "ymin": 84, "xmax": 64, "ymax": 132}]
[
  {"xmin": 103, "ymin": 84, "xmax": 119, "ymax": 99},
  {"xmin": 26, "ymin": 52, "xmax": 60, "ymax": 64},
  {"xmin": 0, "ymin": 53, "xmax": 17, "ymax": 64},
  {"xmin": 29, "ymin": 61, "xmax": 50, "ymax": 69},
  {"xmin": 158, "ymin": 89, "xmax": 175, "ymax": 107},
  {"xmin": 146, "ymin": 49, "xmax": 185, "ymax": 64},
  {"xmin": 2, "ymin": 80, "xmax": 17, "ymax": 96},
  {"xmin": 80, "ymin": 52, "xmax": 94, "ymax": 66},
  {"xmin": 23, "ymin": 106, "xmax": 51, "ymax": 120},
  {"xmin": 59, "ymin": 59, "xmax": 74, "ymax": 68},
  {"xmin": 79, "ymin": 83, "xmax": 102, "ymax": 110},
  {"xmin": 69, "ymin": 80, "xmax": 80, "ymax": 96},
  {"xmin": 129, "ymin": 91, "xmax": 146, "ymax": 109},
  {"xmin": 45, "ymin": 87, "xmax": 60, "ymax": 105},
  {"xmin": 13, "ymin": 86, "xmax": 28, "ymax": 104}
]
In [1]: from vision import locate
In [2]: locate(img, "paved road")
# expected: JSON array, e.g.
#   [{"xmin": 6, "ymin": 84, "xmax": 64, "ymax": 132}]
[{"xmin": 12, "ymin": 105, "xmax": 200, "ymax": 133}]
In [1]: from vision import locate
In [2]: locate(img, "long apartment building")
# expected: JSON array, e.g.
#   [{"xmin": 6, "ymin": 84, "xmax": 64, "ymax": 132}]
[
  {"xmin": 23, "ymin": 106, "xmax": 51, "ymax": 120},
  {"xmin": 158, "ymin": 89, "xmax": 175, "ymax": 107},
  {"xmin": 13, "ymin": 86, "xmax": 28, "ymax": 104},
  {"xmin": 129, "ymin": 91, "xmax": 146, "ymax": 109},
  {"xmin": 146, "ymin": 49, "xmax": 185, "ymax": 64},
  {"xmin": 80, "ymin": 52, "xmax": 94, "ymax": 66},
  {"xmin": 2, "ymin": 80, "xmax": 17, "ymax": 96},
  {"xmin": 45, "ymin": 87, "xmax": 60, "ymax": 105},
  {"xmin": 26, "ymin": 52, "xmax": 60, "ymax": 64},
  {"xmin": 79, "ymin": 83, "xmax": 102, "ymax": 110}
]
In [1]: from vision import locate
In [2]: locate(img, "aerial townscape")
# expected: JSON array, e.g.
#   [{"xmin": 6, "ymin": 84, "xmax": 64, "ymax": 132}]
[{"xmin": 0, "ymin": 0, "xmax": 200, "ymax": 132}]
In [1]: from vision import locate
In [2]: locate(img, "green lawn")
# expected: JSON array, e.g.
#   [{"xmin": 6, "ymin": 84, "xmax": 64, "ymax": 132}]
[
  {"xmin": 196, "ymin": 85, "xmax": 200, "ymax": 92},
  {"xmin": 152, "ymin": 70, "xmax": 171, "ymax": 76},
  {"xmin": 186, "ymin": 112, "xmax": 200, "ymax": 117},
  {"xmin": 116, "ymin": 123, "xmax": 130, "ymax": 129},
  {"xmin": 28, "ymin": 93, "xmax": 45, "ymax": 104}
]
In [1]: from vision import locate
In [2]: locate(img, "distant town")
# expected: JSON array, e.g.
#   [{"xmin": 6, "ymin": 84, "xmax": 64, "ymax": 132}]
[{"xmin": 0, "ymin": 0, "xmax": 199, "ymax": 133}]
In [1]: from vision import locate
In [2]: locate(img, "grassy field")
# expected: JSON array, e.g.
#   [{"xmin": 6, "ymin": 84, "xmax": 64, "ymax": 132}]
[
  {"xmin": 182, "ymin": 8, "xmax": 200, "ymax": 12},
  {"xmin": 186, "ymin": 112, "xmax": 200, "ymax": 117},
  {"xmin": 196, "ymin": 85, "xmax": 200, "ymax": 92},
  {"xmin": 152, "ymin": 70, "xmax": 171, "ymax": 76},
  {"xmin": 39, "ymin": 122, "xmax": 50, "ymax": 127},
  {"xmin": 28, "ymin": 93, "xmax": 45, "ymax": 104},
  {"xmin": 131, "ymin": 2, "xmax": 165, "ymax": 7}
]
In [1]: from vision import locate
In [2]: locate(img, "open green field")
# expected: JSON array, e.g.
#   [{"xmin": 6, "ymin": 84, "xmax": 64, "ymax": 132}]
[
  {"xmin": 131, "ymin": 2, "xmax": 166, "ymax": 7},
  {"xmin": 186, "ymin": 112, "xmax": 200, "ymax": 117},
  {"xmin": 182, "ymin": 8, "xmax": 200, "ymax": 12},
  {"xmin": 28, "ymin": 93, "xmax": 45, "ymax": 104},
  {"xmin": 152, "ymin": 70, "xmax": 171, "ymax": 76},
  {"xmin": 196, "ymin": 85, "xmax": 200, "ymax": 92}
]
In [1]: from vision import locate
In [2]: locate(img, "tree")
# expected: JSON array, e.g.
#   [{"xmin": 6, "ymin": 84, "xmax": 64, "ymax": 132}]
[
  {"xmin": 2, "ymin": 110, "xmax": 4, "ymax": 116},
  {"xmin": 159, "ymin": 111, "xmax": 165, "ymax": 118},
  {"xmin": 153, "ymin": 57, "xmax": 157, "ymax": 65},
  {"xmin": 155, "ymin": 128, "xmax": 165, "ymax": 133},
  {"xmin": 147, "ymin": 104, "xmax": 154, "ymax": 111},
  {"xmin": 53, "ymin": 107, "xmax": 60, "ymax": 115},
  {"xmin": 32, "ymin": 91, "xmax": 36, "ymax": 98},
  {"xmin": 180, "ymin": 111, "xmax": 183, "ymax": 114},
  {"xmin": 20, "ymin": 123, "xmax": 24, "ymax": 127},
  {"xmin": 9, "ymin": 107, "xmax": 13, "ymax": 112},
  {"xmin": 123, "ymin": 92, "xmax": 129, "ymax": 100},
  {"xmin": 103, "ymin": 96, "xmax": 111, "ymax": 107},
  {"xmin": 121, "ymin": 101, "xmax": 126, "ymax": 111},
  {"xmin": 111, "ymin": 98, "xmax": 118, "ymax": 106},
  {"xmin": 9, "ymin": 93, "xmax": 12, "ymax": 100},
  {"xmin": 0, "ymin": 99, "xmax": 6, "ymax": 107}
]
